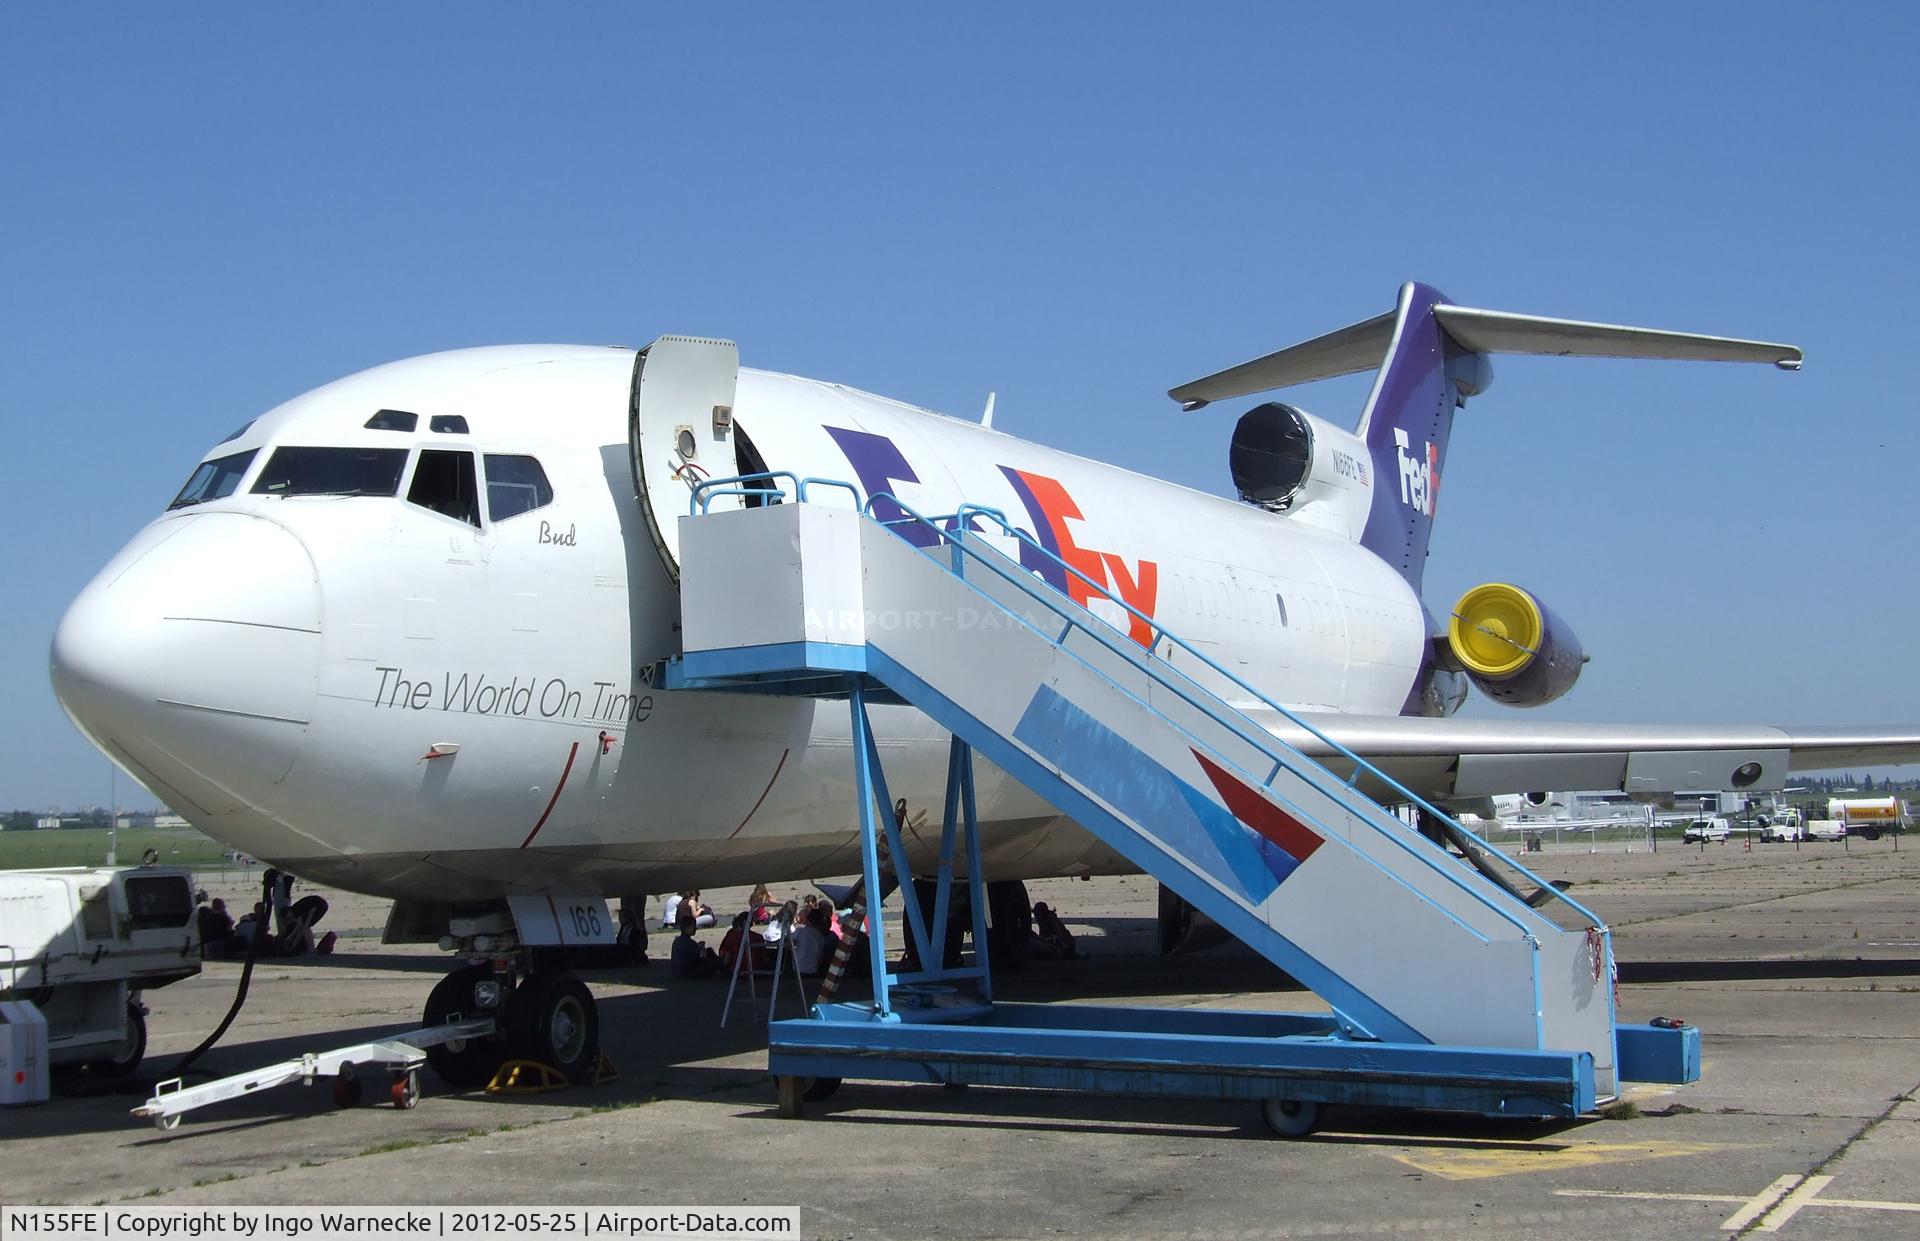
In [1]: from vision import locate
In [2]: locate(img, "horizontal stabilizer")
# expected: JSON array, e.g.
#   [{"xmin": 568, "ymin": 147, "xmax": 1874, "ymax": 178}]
[
  {"xmin": 1430, "ymin": 306, "xmax": 1803, "ymax": 369},
  {"xmin": 1169, "ymin": 311, "xmax": 1394, "ymax": 409},
  {"xmin": 1169, "ymin": 291, "xmax": 1803, "ymax": 409}
]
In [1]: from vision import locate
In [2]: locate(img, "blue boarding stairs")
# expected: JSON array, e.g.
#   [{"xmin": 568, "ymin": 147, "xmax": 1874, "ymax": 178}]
[{"xmin": 663, "ymin": 475, "xmax": 1699, "ymax": 1135}]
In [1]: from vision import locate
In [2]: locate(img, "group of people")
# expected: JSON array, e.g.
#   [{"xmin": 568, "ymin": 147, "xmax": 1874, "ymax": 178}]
[
  {"xmin": 668, "ymin": 878, "xmax": 1083, "ymax": 980},
  {"xmin": 197, "ymin": 869, "xmax": 335, "ymax": 959},
  {"xmin": 670, "ymin": 885, "xmax": 849, "ymax": 980}
]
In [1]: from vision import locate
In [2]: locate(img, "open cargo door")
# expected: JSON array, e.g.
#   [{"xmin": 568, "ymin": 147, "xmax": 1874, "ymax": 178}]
[{"xmin": 629, "ymin": 335, "xmax": 741, "ymax": 582}]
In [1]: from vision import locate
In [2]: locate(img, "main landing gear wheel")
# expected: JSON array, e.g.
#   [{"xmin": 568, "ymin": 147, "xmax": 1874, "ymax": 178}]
[
  {"xmin": 88, "ymin": 1004, "xmax": 147, "ymax": 1079},
  {"xmin": 423, "ymin": 965, "xmax": 505, "ymax": 1090},
  {"xmin": 507, "ymin": 973, "xmax": 599, "ymax": 1083},
  {"xmin": 1261, "ymin": 1098, "xmax": 1321, "ymax": 1138}
]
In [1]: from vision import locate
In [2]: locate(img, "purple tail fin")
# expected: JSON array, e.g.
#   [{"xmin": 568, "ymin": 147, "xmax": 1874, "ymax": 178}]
[{"xmin": 1356, "ymin": 282, "xmax": 1485, "ymax": 594}]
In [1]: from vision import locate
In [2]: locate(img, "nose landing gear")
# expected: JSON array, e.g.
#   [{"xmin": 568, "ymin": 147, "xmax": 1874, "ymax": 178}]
[{"xmin": 421, "ymin": 958, "xmax": 601, "ymax": 1090}]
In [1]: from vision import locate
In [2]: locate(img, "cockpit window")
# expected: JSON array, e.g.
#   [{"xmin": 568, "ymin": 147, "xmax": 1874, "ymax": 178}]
[
  {"xmin": 408, "ymin": 449, "xmax": 481, "ymax": 527},
  {"xmin": 218, "ymin": 418, "xmax": 257, "ymax": 445},
  {"xmin": 169, "ymin": 449, "xmax": 257, "ymax": 510},
  {"xmin": 251, "ymin": 447, "xmax": 409, "ymax": 498},
  {"xmin": 484, "ymin": 455, "xmax": 553, "ymax": 521},
  {"xmin": 430, "ymin": 415, "xmax": 470, "ymax": 435},
  {"xmin": 366, "ymin": 409, "xmax": 419, "ymax": 432}
]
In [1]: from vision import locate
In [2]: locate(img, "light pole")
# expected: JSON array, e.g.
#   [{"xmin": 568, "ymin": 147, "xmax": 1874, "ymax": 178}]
[{"xmin": 106, "ymin": 762, "xmax": 118, "ymax": 866}]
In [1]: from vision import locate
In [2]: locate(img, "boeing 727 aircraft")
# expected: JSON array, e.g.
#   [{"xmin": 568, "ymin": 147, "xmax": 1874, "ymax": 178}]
[{"xmin": 49, "ymin": 281, "xmax": 1920, "ymax": 1083}]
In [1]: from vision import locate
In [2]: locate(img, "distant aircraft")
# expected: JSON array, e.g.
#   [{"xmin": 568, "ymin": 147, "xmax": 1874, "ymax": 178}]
[{"xmin": 49, "ymin": 281, "xmax": 1920, "ymax": 1082}]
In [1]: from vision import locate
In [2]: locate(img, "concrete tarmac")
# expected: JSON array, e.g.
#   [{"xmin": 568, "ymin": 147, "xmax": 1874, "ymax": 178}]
[{"xmin": 4, "ymin": 840, "xmax": 1917, "ymax": 1239}]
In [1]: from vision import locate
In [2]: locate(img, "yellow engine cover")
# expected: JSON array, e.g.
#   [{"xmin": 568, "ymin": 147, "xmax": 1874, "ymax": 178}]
[{"xmin": 1449, "ymin": 583, "xmax": 1543, "ymax": 680}]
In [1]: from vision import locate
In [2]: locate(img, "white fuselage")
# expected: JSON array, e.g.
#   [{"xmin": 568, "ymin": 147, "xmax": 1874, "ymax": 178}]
[{"xmin": 51, "ymin": 347, "xmax": 1427, "ymax": 901}]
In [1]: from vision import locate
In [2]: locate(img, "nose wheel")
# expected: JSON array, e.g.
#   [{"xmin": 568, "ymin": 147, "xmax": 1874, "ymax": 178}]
[
  {"xmin": 506, "ymin": 973, "xmax": 600, "ymax": 1083},
  {"xmin": 422, "ymin": 965, "xmax": 509, "ymax": 1089}
]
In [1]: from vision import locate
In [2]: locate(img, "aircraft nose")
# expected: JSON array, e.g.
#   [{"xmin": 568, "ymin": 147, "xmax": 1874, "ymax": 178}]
[{"xmin": 51, "ymin": 513, "xmax": 322, "ymax": 811}]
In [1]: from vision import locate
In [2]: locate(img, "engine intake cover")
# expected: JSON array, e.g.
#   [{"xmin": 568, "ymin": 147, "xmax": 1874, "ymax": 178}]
[
  {"xmin": 1448, "ymin": 582, "xmax": 1585, "ymax": 707},
  {"xmin": 1230, "ymin": 402, "xmax": 1313, "ymax": 509}
]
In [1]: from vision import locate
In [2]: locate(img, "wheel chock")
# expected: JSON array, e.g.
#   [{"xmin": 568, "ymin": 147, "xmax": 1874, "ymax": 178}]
[
  {"xmin": 592, "ymin": 1049, "xmax": 620, "ymax": 1084},
  {"xmin": 485, "ymin": 1060, "xmax": 568, "ymax": 1094}
]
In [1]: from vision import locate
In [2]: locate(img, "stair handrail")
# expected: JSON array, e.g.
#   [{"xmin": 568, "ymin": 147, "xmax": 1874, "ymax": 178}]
[
  {"xmin": 889, "ymin": 496, "xmax": 1604, "ymax": 932},
  {"xmin": 687, "ymin": 472, "xmax": 861, "ymax": 514}
]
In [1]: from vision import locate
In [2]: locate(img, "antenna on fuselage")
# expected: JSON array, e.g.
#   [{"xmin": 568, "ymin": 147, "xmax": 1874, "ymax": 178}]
[{"xmin": 980, "ymin": 391, "xmax": 996, "ymax": 429}]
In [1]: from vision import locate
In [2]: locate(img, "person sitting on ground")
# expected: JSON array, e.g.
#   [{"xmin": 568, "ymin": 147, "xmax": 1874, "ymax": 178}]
[
  {"xmin": 761, "ymin": 898, "xmax": 798, "ymax": 946},
  {"xmin": 669, "ymin": 909, "xmax": 722, "ymax": 979},
  {"xmin": 661, "ymin": 889, "xmax": 715, "ymax": 931},
  {"xmin": 747, "ymin": 882, "xmax": 776, "ymax": 923},
  {"xmin": 197, "ymin": 897, "xmax": 235, "ymax": 958},
  {"xmin": 280, "ymin": 915, "xmax": 316, "ymax": 956},
  {"xmin": 289, "ymin": 892, "xmax": 329, "ymax": 934},
  {"xmin": 1032, "ymin": 901, "xmax": 1077, "ymax": 959},
  {"xmin": 617, "ymin": 895, "xmax": 649, "ymax": 965},
  {"xmin": 231, "ymin": 901, "xmax": 268, "ymax": 952},
  {"xmin": 790, "ymin": 904, "xmax": 839, "ymax": 976},
  {"xmin": 717, "ymin": 910, "xmax": 751, "ymax": 971}
]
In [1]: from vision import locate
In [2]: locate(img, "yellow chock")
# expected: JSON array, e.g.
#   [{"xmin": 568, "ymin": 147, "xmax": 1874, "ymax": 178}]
[
  {"xmin": 485, "ymin": 1060, "xmax": 568, "ymax": 1094},
  {"xmin": 593, "ymin": 1050, "xmax": 620, "ymax": 1084}
]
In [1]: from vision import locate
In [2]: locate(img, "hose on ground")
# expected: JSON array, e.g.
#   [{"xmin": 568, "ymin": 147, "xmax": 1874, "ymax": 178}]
[{"xmin": 168, "ymin": 869, "xmax": 275, "ymax": 1077}]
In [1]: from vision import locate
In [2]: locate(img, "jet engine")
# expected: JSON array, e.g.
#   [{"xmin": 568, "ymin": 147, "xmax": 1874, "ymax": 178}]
[
  {"xmin": 1229, "ymin": 402, "xmax": 1371, "ymax": 525},
  {"xmin": 1446, "ymin": 582, "xmax": 1586, "ymax": 707}
]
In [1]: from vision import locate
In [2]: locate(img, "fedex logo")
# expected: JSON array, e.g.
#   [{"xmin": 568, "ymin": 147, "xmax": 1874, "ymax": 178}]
[
  {"xmin": 1393, "ymin": 427, "xmax": 1439, "ymax": 518},
  {"xmin": 825, "ymin": 426, "xmax": 1159, "ymax": 648},
  {"xmin": 1000, "ymin": 467, "xmax": 1158, "ymax": 648}
]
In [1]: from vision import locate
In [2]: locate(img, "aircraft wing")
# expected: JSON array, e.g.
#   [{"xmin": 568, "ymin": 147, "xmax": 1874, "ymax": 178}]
[{"xmin": 1252, "ymin": 713, "xmax": 1920, "ymax": 801}]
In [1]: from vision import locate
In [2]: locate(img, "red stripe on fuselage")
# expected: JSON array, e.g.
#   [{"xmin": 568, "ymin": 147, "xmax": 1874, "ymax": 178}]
[
  {"xmin": 1191, "ymin": 750, "xmax": 1324, "ymax": 863},
  {"xmin": 520, "ymin": 741, "xmax": 580, "ymax": 849}
]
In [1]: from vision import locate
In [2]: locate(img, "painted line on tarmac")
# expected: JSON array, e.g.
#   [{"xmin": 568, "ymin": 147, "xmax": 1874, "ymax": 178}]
[
  {"xmin": 1718, "ymin": 1174, "xmax": 1804, "ymax": 1230},
  {"xmin": 1811, "ymin": 1194, "xmax": 1920, "ymax": 1214},
  {"xmin": 1558, "ymin": 1175, "xmax": 1920, "ymax": 1232},
  {"xmin": 1556, "ymin": 1189, "xmax": 1746, "ymax": 1205},
  {"xmin": 1747, "ymin": 1175, "xmax": 1834, "ymax": 1232},
  {"xmin": 1393, "ymin": 1139, "xmax": 1717, "ymax": 1181}
]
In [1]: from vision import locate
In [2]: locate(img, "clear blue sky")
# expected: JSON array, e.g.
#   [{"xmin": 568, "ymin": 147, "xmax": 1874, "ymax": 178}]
[{"xmin": 4, "ymin": 5, "xmax": 1915, "ymax": 809}]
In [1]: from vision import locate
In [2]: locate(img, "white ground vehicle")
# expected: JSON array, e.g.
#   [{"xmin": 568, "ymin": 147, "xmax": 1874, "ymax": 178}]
[
  {"xmin": 1759, "ymin": 808, "xmax": 1804, "ymax": 842},
  {"xmin": 0, "ymin": 867, "xmax": 201, "ymax": 1075},
  {"xmin": 1802, "ymin": 819, "xmax": 1848, "ymax": 842},
  {"xmin": 1682, "ymin": 818, "xmax": 1731, "ymax": 843}
]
